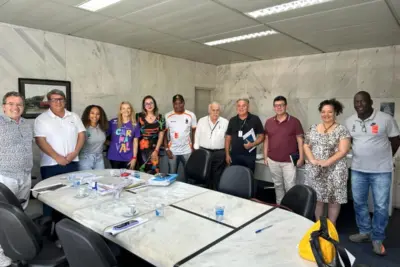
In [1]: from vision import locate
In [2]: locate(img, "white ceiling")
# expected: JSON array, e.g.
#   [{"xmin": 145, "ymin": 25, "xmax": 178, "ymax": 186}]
[{"xmin": 0, "ymin": 0, "xmax": 399, "ymax": 65}]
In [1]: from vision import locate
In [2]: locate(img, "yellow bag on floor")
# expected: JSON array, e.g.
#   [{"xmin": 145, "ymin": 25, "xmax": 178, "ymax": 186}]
[{"xmin": 298, "ymin": 216, "xmax": 339, "ymax": 264}]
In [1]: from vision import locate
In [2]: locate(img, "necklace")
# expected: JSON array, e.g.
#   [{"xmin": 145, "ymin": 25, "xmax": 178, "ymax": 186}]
[{"xmin": 323, "ymin": 122, "xmax": 336, "ymax": 133}]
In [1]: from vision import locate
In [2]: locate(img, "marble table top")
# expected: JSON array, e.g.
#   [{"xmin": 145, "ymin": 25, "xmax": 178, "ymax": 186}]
[
  {"xmin": 173, "ymin": 190, "xmax": 273, "ymax": 228},
  {"xmin": 179, "ymin": 208, "xmax": 317, "ymax": 267},
  {"xmin": 32, "ymin": 169, "xmax": 322, "ymax": 267},
  {"xmin": 104, "ymin": 205, "xmax": 233, "ymax": 267}
]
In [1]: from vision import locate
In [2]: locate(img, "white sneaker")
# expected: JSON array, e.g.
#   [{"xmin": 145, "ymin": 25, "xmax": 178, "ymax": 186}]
[{"xmin": 0, "ymin": 253, "xmax": 11, "ymax": 267}]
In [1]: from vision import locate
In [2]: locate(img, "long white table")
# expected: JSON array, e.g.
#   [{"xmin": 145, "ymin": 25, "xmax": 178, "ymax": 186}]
[{"xmin": 33, "ymin": 169, "xmax": 318, "ymax": 267}]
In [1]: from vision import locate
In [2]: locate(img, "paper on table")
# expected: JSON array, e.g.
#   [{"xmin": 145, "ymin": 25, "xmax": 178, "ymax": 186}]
[
  {"xmin": 340, "ymin": 249, "xmax": 356, "ymax": 266},
  {"xmin": 104, "ymin": 217, "xmax": 148, "ymax": 236},
  {"xmin": 243, "ymin": 128, "xmax": 256, "ymax": 153}
]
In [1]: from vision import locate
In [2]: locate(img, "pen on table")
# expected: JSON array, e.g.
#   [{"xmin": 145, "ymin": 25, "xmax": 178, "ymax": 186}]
[{"xmin": 255, "ymin": 225, "xmax": 273, "ymax": 234}]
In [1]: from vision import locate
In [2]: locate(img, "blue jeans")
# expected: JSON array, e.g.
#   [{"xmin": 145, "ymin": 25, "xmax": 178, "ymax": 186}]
[
  {"xmin": 351, "ymin": 170, "xmax": 391, "ymax": 241},
  {"xmin": 79, "ymin": 153, "xmax": 105, "ymax": 170},
  {"xmin": 168, "ymin": 153, "xmax": 191, "ymax": 182}
]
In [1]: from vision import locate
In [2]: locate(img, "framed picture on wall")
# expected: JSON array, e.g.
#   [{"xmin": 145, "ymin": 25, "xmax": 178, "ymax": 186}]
[{"xmin": 18, "ymin": 78, "xmax": 71, "ymax": 118}]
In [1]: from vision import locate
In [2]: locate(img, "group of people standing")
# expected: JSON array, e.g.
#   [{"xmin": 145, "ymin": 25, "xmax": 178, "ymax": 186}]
[
  {"xmin": 262, "ymin": 92, "xmax": 399, "ymax": 257},
  {"xmin": 0, "ymin": 89, "xmax": 397, "ymax": 266}
]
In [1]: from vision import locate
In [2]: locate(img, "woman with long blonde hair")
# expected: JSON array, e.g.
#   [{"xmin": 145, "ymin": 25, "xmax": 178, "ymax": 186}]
[{"xmin": 107, "ymin": 101, "xmax": 140, "ymax": 169}]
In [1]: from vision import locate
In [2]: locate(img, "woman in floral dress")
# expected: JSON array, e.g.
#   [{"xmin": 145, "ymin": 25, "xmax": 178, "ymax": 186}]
[
  {"xmin": 136, "ymin": 95, "xmax": 166, "ymax": 174},
  {"xmin": 304, "ymin": 99, "xmax": 351, "ymax": 225}
]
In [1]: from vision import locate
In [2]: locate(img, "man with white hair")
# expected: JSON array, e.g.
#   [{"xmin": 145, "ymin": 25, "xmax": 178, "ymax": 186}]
[{"xmin": 194, "ymin": 102, "xmax": 228, "ymax": 189}]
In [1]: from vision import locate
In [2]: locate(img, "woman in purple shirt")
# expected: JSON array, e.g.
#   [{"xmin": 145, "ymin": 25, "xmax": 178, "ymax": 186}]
[{"xmin": 107, "ymin": 101, "xmax": 140, "ymax": 169}]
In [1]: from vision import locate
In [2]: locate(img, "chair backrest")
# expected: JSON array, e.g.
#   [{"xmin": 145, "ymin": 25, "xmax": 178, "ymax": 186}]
[
  {"xmin": 218, "ymin": 166, "xmax": 254, "ymax": 199},
  {"xmin": 0, "ymin": 202, "xmax": 42, "ymax": 261},
  {"xmin": 0, "ymin": 182, "xmax": 23, "ymax": 210},
  {"xmin": 280, "ymin": 185, "xmax": 317, "ymax": 220},
  {"xmin": 56, "ymin": 218, "xmax": 118, "ymax": 267},
  {"xmin": 184, "ymin": 149, "xmax": 212, "ymax": 184}
]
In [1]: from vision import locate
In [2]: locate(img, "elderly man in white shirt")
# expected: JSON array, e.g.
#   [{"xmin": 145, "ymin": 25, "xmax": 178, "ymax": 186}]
[{"xmin": 194, "ymin": 102, "xmax": 228, "ymax": 189}]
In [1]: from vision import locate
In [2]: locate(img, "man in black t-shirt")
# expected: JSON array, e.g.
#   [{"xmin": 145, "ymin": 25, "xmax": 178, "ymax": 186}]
[{"xmin": 225, "ymin": 99, "xmax": 264, "ymax": 173}]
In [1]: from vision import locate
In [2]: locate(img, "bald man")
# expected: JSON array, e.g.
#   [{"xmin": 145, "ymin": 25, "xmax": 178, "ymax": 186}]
[
  {"xmin": 194, "ymin": 102, "xmax": 228, "ymax": 189},
  {"xmin": 346, "ymin": 91, "xmax": 400, "ymax": 256}
]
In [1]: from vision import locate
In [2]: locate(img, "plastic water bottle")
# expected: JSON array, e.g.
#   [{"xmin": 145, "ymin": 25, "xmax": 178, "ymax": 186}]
[
  {"xmin": 215, "ymin": 205, "xmax": 225, "ymax": 222},
  {"xmin": 89, "ymin": 181, "xmax": 98, "ymax": 199}
]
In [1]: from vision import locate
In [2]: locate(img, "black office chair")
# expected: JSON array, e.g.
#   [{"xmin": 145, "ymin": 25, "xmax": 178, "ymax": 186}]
[
  {"xmin": 280, "ymin": 185, "xmax": 317, "ymax": 220},
  {"xmin": 0, "ymin": 182, "xmax": 25, "ymax": 209},
  {"xmin": 218, "ymin": 166, "xmax": 254, "ymax": 199},
  {"xmin": 0, "ymin": 202, "xmax": 66, "ymax": 267},
  {"xmin": 56, "ymin": 218, "xmax": 119, "ymax": 267},
  {"xmin": 184, "ymin": 149, "xmax": 212, "ymax": 186},
  {"xmin": 0, "ymin": 182, "xmax": 52, "ymax": 232}
]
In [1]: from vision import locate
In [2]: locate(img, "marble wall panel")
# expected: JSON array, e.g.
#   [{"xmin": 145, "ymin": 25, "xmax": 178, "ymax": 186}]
[{"xmin": 357, "ymin": 46, "xmax": 395, "ymax": 98}]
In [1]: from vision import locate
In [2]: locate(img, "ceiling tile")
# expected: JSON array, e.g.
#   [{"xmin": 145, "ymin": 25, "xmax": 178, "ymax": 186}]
[
  {"xmin": 115, "ymin": 30, "xmax": 182, "ymax": 48},
  {"xmin": 73, "ymin": 19, "xmax": 141, "ymax": 42},
  {"xmin": 124, "ymin": 1, "xmax": 258, "ymax": 39},
  {"xmin": 194, "ymin": 24, "xmax": 270, "ymax": 42},
  {"xmin": 93, "ymin": 0, "xmax": 169, "ymax": 17},
  {"xmin": 216, "ymin": 34, "xmax": 320, "ymax": 60},
  {"xmin": 143, "ymin": 41, "xmax": 259, "ymax": 65},
  {"xmin": 120, "ymin": 0, "xmax": 208, "ymax": 24},
  {"xmin": 216, "ymin": 0, "xmax": 291, "ymax": 13},
  {"xmin": 0, "ymin": 0, "xmax": 48, "ymax": 23},
  {"xmin": 50, "ymin": 11, "xmax": 109, "ymax": 34}
]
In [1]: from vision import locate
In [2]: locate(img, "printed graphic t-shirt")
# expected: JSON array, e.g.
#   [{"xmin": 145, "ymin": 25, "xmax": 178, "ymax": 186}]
[
  {"xmin": 165, "ymin": 110, "xmax": 197, "ymax": 155},
  {"xmin": 107, "ymin": 118, "xmax": 140, "ymax": 162}
]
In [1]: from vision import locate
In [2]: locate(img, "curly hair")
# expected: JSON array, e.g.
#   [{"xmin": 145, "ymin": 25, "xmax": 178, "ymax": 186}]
[
  {"xmin": 318, "ymin": 98, "xmax": 344, "ymax": 116},
  {"xmin": 81, "ymin": 105, "xmax": 109, "ymax": 132}
]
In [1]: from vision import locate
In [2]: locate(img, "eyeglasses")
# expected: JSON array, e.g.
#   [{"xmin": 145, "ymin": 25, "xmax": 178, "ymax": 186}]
[
  {"xmin": 274, "ymin": 104, "xmax": 286, "ymax": 108},
  {"xmin": 144, "ymin": 102, "xmax": 154, "ymax": 106},
  {"xmin": 49, "ymin": 98, "xmax": 65, "ymax": 103},
  {"xmin": 4, "ymin": 103, "xmax": 24, "ymax": 108}
]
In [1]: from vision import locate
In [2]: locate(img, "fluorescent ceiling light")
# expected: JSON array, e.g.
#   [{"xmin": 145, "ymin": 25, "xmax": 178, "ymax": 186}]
[
  {"xmin": 76, "ymin": 0, "xmax": 122, "ymax": 12},
  {"xmin": 204, "ymin": 30, "xmax": 278, "ymax": 46},
  {"xmin": 247, "ymin": 0, "xmax": 335, "ymax": 18}
]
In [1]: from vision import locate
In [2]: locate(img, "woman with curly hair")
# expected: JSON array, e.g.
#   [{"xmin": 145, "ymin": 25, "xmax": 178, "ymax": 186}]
[
  {"xmin": 136, "ymin": 95, "xmax": 165, "ymax": 174},
  {"xmin": 79, "ymin": 105, "xmax": 108, "ymax": 170},
  {"xmin": 303, "ymin": 98, "xmax": 351, "ymax": 225}
]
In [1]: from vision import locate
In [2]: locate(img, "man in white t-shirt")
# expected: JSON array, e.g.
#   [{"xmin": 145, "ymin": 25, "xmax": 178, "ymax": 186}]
[
  {"xmin": 34, "ymin": 89, "xmax": 86, "ymax": 216},
  {"xmin": 164, "ymin": 94, "xmax": 197, "ymax": 181}
]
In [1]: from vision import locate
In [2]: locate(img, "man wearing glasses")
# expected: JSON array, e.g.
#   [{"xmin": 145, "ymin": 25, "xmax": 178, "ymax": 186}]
[
  {"xmin": 263, "ymin": 96, "xmax": 304, "ymax": 204},
  {"xmin": 0, "ymin": 91, "xmax": 33, "ymax": 267},
  {"xmin": 345, "ymin": 91, "xmax": 400, "ymax": 256},
  {"xmin": 34, "ymin": 89, "xmax": 86, "ymax": 215}
]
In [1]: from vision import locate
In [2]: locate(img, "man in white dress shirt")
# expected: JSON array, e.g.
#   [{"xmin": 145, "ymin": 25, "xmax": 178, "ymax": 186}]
[{"xmin": 194, "ymin": 102, "xmax": 228, "ymax": 189}]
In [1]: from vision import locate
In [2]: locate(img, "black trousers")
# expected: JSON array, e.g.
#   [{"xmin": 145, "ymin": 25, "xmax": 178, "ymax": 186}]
[
  {"xmin": 201, "ymin": 148, "xmax": 226, "ymax": 190},
  {"xmin": 231, "ymin": 154, "xmax": 256, "ymax": 174}
]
